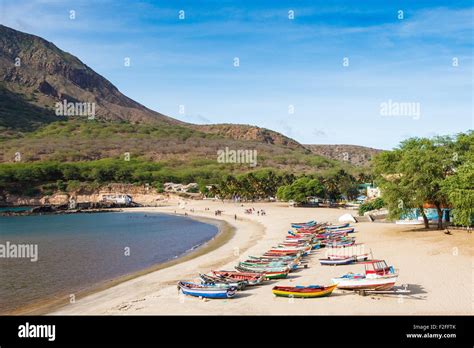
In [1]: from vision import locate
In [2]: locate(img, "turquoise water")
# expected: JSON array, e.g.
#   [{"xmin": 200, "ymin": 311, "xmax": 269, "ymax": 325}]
[
  {"xmin": 0, "ymin": 206, "xmax": 34, "ymax": 212},
  {"xmin": 0, "ymin": 212, "xmax": 218, "ymax": 313}
]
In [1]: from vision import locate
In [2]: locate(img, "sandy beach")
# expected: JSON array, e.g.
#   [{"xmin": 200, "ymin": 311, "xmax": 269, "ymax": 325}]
[{"xmin": 51, "ymin": 199, "xmax": 473, "ymax": 315}]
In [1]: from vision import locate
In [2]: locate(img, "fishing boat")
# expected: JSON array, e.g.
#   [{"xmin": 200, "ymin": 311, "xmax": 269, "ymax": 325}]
[
  {"xmin": 236, "ymin": 262, "xmax": 290, "ymax": 273},
  {"xmin": 242, "ymin": 258, "xmax": 300, "ymax": 266},
  {"xmin": 264, "ymin": 250, "xmax": 302, "ymax": 257},
  {"xmin": 272, "ymin": 284, "xmax": 337, "ymax": 298},
  {"xmin": 234, "ymin": 266, "xmax": 289, "ymax": 279},
  {"xmin": 211, "ymin": 271, "xmax": 265, "ymax": 285},
  {"xmin": 270, "ymin": 245, "xmax": 311, "ymax": 252},
  {"xmin": 323, "ymin": 239, "xmax": 356, "ymax": 248},
  {"xmin": 332, "ymin": 227, "xmax": 355, "ymax": 234},
  {"xmin": 294, "ymin": 227, "xmax": 324, "ymax": 234},
  {"xmin": 177, "ymin": 281, "xmax": 236, "ymax": 299},
  {"xmin": 248, "ymin": 255, "xmax": 298, "ymax": 262},
  {"xmin": 325, "ymin": 223, "xmax": 350, "ymax": 230},
  {"xmin": 327, "ymin": 253, "xmax": 370, "ymax": 262},
  {"xmin": 291, "ymin": 220, "xmax": 317, "ymax": 228},
  {"xmin": 199, "ymin": 273, "xmax": 247, "ymax": 290},
  {"xmin": 319, "ymin": 256, "xmax": 355, "ymax": 266},
  {"xmin": 316, "ymin": 230, "xmax": 348, "ymax": 237},
  {"xmin": 238, "ymin": 261, "xmax": 296, "ymax": 271},
  {"xmin": 331, "ymin": 260, "xmax": 398, "ymax": 290},
  {"xmin": 285, "ymin": 234, "xmax": 314, "ymax": 241}
]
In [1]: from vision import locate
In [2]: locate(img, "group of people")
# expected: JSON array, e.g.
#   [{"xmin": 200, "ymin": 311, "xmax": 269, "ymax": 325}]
[{"xmin": 244, "ymin": 207, "xmax": 266, "ymax": 216}]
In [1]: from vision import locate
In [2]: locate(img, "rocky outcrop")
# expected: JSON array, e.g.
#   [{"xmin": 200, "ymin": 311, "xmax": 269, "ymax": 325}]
[
  {"xmin": 0, "ymin": 184, "xmax": 177, "ymax": 207},
  {"xmin": 193, "ymin": 124, "xmax": 306, "ymax": 150}
]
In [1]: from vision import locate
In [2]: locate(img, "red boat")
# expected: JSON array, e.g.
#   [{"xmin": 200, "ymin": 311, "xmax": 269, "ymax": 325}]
[
  {"xmin": 264, "ymin": 250, "xmax": 301, "ymax": 257},
  {"xmin": 211, "ymin": 270, "xmax": 265, "ymax": 285}
]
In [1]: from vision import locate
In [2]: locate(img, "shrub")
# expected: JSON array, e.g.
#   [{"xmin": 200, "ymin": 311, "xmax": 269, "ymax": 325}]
[{"xmin": 358, "ymin": 198, "xmax": 385, "ymax": 216}]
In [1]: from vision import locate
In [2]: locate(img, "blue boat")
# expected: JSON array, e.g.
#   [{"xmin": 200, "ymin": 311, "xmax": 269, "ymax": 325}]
[
  {"xmin": 291, "ymin": 220, "xmax": 317, "ymax": 228},
  {"xmin": 325, "ymin": 223, "xmax": 350, "ymax": 230},
  {"xmin": 178, "ymin": 281, "xmax": 236, "ymax": 299},
  {"xmin": 319, "ymin": 256, "xmax": 355, "ymax": 266}
]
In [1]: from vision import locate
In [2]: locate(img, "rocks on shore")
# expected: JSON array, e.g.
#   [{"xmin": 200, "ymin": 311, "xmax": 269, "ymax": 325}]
[{"xmin": 0, "ymin": 201, "xmax": 141, "ymax": 216}]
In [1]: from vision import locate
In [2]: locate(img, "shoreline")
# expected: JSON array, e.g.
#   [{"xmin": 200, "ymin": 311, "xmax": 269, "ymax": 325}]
[
  {"xmin": 5, "ymin": 211, "xmax": 236, "ymax": 315},
  {"xmin": 50, "ymin": 201, "xmax": 472, "ymax": 315},
  {"xmin": 5, "ymin": 200, "xmax": 471, "ymax": 315}
]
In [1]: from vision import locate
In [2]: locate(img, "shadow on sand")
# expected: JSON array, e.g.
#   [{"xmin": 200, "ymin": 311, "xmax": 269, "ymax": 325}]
[{"xmin": 400, "ymin": 283, "xmax": 428, "ymax": 300}]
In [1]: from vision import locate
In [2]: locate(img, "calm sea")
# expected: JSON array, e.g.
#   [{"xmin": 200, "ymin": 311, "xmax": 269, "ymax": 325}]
[{"xmin": 0, "ymin": 212, "xmax": 218, "ymax": 313}]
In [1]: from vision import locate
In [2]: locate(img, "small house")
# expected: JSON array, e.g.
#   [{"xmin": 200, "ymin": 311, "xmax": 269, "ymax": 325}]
[{"xmin": 101, "ymin": 194, "xmax": 133, "ymax": 205}]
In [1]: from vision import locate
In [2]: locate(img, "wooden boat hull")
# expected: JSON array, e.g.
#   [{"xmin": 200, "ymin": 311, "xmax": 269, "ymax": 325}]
[
  {"xmin": 325, "ymin": 223, "xmax": 350, "ymax": 230},
  {"xmin": 319, "ymin": 257, "xmax": 355, "ymax": 266},
  {"xmin": 211, "ymin": 271, "xmax": 265, "ymax": 285},
  {"xmin": 199, "ymin": 274, "xmax": 246, "ymax": 290},
  {"xmin": 234, "ymin": 267, "xmax": 289, "ymax": 279},
  {"xmin": 236, "ymin": 264, "xmax": 290, "ymax": 274},
  {"xmin": 178, "ymin": 281, "xmax": 236, "ymax": 299},
  {"xmin": 331, "ymin": 275, "xmax": 398, "ymax": 290},
  {"xmin": 333, "ymin": 227, "xmax": 355, "ymax": 233},
  {"xmin": 291, "ymin": 221, "xmax": 316, "ymax": 228},
  {"xmin": 272, "ymin": 284, "xmax": 337, "ymax": 298},
  {"xmin": 326, "ymin": 254, "xmax": 369, "ymax": 262}
]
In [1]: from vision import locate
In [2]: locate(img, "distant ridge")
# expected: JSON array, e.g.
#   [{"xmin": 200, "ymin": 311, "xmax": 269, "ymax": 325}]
[{"xmin": 304, "ymin": 144, "xmax": 383, "ymax": 166}]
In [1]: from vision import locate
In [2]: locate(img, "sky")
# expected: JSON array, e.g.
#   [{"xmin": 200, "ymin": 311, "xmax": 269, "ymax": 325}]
[{"xmin": 0, "ymin": 0, "xmax": 472, "ymax": 149}]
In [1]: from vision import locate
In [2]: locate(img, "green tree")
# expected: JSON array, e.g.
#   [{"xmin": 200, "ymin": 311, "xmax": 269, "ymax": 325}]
[
  {"xmin": 442, "ymin": 162, "xmax": 473, "ymax": 226},
  {"xmin": 441, "ymin": 133, "xmax": 474, "ymax": 227},
  {"xmin": 276, "ymin": 177, "xmax": 324, "ymax": 204},
  {"xmin": 374, "ymin": 134, "xmax": 470, "ymax": 229}
]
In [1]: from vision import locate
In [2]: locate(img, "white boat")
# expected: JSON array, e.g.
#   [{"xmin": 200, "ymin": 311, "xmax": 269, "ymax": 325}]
[
  {"xmin": 331, "ymin": 260, "xmax": 398, "ymax": 290},
  {"xmin": 395, "ymin": 220, "xmax": 423, "ymax": 225},
  {"xmin": 320, "ymin": 256, "xmax": 355, "ymax": 266},
  {"xmin": 327, "ymin": 253, "xmax": 369, "ymax": 262}
]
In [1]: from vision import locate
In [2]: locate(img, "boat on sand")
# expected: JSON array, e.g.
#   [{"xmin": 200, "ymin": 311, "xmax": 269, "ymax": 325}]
[
  {"xmin": 272, "ymin": 284, "xmax": 337, "ymax": 298},
  {"xmin": 177, "ymin": 281, "xmax": 237, "ymax": 299},
  {"xmin": 319, "ymin": 256, "xmax": 355, "ymax": 266},
  {"xmin": 331, "ymin": 260, "xmax": 398, "ymax": 290}
]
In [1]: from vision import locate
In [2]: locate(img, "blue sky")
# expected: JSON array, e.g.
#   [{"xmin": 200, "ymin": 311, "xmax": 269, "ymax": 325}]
[{"xmin": 1, "ymin": 0, "xmax": 472, "ymax": 149}]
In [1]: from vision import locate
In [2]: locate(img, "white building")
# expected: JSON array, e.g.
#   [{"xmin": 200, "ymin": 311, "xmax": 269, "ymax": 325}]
[
  {"xmin": 367, "ymin": 187, "xmax": 381, "ymax": 199},
  {"xmin": 163, "ymin": 182, "xmax": 198, "ymax": 193},
  {"xmin": 101, "ymin": 194, "xmax": 133, "ymax": 205}
]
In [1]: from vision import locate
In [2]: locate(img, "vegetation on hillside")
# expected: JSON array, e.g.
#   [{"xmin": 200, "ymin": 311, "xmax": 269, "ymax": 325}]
[
  {"xmin": 0, "ymin": 159, "xmax": 239, "ymax": 195},
  {"xmin": 0, "ymin": 119, "xmax": 365, "ymax": 175}
]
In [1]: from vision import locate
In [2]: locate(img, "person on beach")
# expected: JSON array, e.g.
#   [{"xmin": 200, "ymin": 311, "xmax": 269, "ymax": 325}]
[{"xmin": 234, "ymin": 214, "xmax": 237, "ymax": 220}]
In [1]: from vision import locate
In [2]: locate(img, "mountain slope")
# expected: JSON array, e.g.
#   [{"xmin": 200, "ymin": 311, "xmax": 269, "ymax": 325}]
[
  {"xmin": 0, "ymin": 25, "xmax": 366, "ymax": 177},
  {"xmin": 0, "ymin": 24, "xmax": 309, "ymax": 152},
  {"xmin": 0, "ymin": 24, "xmax": 179, "ymax": 128},
  {"xmin": 304, "ymin": 144, "xmax": 382, "ymax": 166},
  {"xmin": 0, "ymin": 84, "xmax": 59, "ymax": 132}
]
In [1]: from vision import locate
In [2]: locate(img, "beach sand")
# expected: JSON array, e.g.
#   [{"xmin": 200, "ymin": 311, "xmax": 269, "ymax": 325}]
[{"xmin": 51, "ymin": 199, "xmax": 473, "ymax": 315}]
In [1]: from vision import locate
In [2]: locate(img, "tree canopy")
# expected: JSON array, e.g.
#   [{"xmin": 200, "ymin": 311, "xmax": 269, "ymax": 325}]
[{"xmin": 373, "ymin": 131, "xmax": 473, "ymax": 229}]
